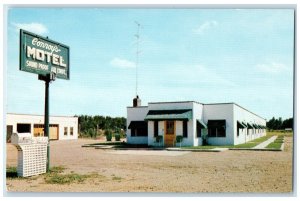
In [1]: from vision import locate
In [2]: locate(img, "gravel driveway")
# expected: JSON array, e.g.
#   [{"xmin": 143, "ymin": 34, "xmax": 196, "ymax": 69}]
[{"xmin": 6, "ymin": 137, "xmax": 293, "ymax": 193}]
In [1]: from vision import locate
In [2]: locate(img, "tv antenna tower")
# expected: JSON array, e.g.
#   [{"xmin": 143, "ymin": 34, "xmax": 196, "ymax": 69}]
[{"xmin": 134, "ymin": 21, "xmax": 142, "ymax": 97}]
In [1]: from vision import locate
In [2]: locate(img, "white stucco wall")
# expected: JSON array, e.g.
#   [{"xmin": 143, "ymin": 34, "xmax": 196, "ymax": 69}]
[
  {"xmin": 193, "ymin": 102, "xmax": 204, "ymax": 146},
  {"xmin": 6, "ymin": 113, "xmax": 78, "ymax": 140},
  {"xmin": 233, "ymin": 104, "xmax": 266, "ymax": 145},
  {"xmin": 126, "ymin": 106, "xmax": 149, "ymax": 144},
  {"xmin": 203, "ymin": 104, "xmax": 234, "ymax": 145}
]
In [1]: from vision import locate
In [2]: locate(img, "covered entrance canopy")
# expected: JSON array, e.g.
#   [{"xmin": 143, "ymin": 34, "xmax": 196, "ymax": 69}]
[{"xmin": 144, "ymin": 109, "xmax": 192, "ymax": 121}]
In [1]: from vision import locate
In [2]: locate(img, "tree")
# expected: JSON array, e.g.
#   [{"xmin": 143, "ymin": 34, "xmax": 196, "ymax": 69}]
[
  {"xmin": 282, "ymin": 118, "xmax": 293, "ymax": 129},
  {"xmin": 267, "ymin": 117, "xmax": 293, "ymax": 130},
  {"xmin": 78, "ymin": 115, "xmax": 127, "ymax": 137}
]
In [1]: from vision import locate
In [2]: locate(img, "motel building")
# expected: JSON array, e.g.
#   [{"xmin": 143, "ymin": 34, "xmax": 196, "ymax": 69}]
[
  {"xmin": 127, "ymin": 97, "xmax": 267, "ymax": 147},
  {"xmin": 6, "ymin": 113, "xmax": 78, "ymax": 141}
]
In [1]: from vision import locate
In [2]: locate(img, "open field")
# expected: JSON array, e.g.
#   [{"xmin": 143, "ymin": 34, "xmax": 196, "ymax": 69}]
[{"xmin": 6, "ymin": 135, "xmax": 293, "ymax": 193}]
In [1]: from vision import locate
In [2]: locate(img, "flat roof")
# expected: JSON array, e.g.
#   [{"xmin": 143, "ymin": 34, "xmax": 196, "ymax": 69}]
[
  {"xmin": 7, "ymin": 113, "xmax": 78, "ymax": 118},
  {"xmin": 129, "ymin": 101, "xmax": 265, "ymax": 120},
  {"xmin": 127, "ymin": 106, "xmax": 148, "ymax": 108},
  {"xmin": 148, "ymin": 101, "xmax": 203, "ymax": 105}
]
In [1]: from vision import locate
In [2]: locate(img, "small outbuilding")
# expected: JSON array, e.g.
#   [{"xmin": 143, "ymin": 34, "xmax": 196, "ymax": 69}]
[
  {"xmin": 6, "ymin": 113, "xmax": 78, "ymax": 141},
  {"xmin": 127, "ymin": 98, "xmax": 266, "ymax": 146}
]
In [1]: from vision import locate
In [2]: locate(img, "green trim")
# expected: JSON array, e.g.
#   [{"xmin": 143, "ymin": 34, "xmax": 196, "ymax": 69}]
[
  {"xmin": 237, "ymin": 121, "xmax": 247, "ymax": 129},
  {"xmin": 144, "ymin": 109, "xmax": 192, "ymax": 121},
  {"xmin": 247, "ymin": 123, "xmax": 254, "ymax": 128},
  {"xmin": 128, "ymin": 121, "xmax": 147, "ymax": 129},
  {"xmin": 241, "ymin": 122, "xmax": 248, "ymax": 128}
]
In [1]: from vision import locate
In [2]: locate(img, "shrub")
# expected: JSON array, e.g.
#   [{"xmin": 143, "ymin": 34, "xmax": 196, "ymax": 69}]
[
  {"xmin": 105, "ymin": 130, "xmax": 113, "ymax": 141},
  {"xmin": 115, "ymin": 134, "xmax": 121, "ymax": 141},
  {"xmin": 87, "ymin": 128, "xmax": 96, "ymax": 139},
  {"xmin": 176, "ymin": 136, "xmax": 183, "ymax": 143},
  {"xmin": 156, "ymin": 135, "xmax": 163, "ymax": 143}
]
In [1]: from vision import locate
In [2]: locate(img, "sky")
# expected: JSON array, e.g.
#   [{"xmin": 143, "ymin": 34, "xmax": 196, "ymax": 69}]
[{"xmin": 5, "ymin": 7, "xmax": 294, "ymax": 120}]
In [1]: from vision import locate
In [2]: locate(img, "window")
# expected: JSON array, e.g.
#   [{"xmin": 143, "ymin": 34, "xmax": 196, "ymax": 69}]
[
  {"xmin": 207, "ymin": 120, "xmax": 226, "ymax": 138},
  {"xmin": 131, "ymin": 127, "xmax": 148, "ymax": 136},
  {"xmin": 154, "ymin": 121, "xmax": 158, "ymax": 137},
  {"xmin": 70, "ymin": 127, "xmax": 74, "ymax": 136},
  {"xmin": 34, "ymin": 124, "xmax": 44, "ymax": 137},
  {"xmin": 208, "ymin": 128, "xmax": 217, "ymax": 137},
  {"xmin": 17, "ymin": 123, "xmax": 31, "ymax": 133},
  {"xmin": 128, "ymin": 121, "xmax": 148, "ymax": 137},
  {"xmin": 217, "ymin": 127, "xmax": 226, "ymax": 137},
  {"xmin": 196, "ymin": 121, "xmax": 201, "ymax": 138},
  {"xmin": 166, "ymin": 121, "xmax": 175, "ymax": 135},
  {"xmin": 183, "ymin": 121, "xmax": 188, "ymax": 138},
  {"xmin": 64, "ymin": 127, "xmax": 68, "ymax": 135}
]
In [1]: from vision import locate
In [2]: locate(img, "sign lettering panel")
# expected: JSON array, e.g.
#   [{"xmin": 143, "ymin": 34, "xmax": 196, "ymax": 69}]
[{"xmin": 20, "ymin": 29, "xmax": 70, "ymax": 80}]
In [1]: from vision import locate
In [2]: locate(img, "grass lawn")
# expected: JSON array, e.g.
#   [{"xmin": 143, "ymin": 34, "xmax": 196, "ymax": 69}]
[
  {"xmin": 267, "ymin": 131, "xmax": 293, "ymax": 137},
  {"xmin": 84, "ymin": 142, "xmax": 125, "ymax": 146},
  {"xmin": 7, "ymin": 165, "xmax": 105, "ymax": 185},
  {"xmin": 250, "ymin": 135, "xmax": 272, "ymax": 143},
  {"xmin": 179, "ymin": 146, "xmax": 218, "ymax": 150},
  {"xmin": 232, "ymin": 143, "xmax": 257, "ymax": 148},
  {"xmin": 180, "ymin": 131, "xmax": 288, "ymax": 150},
  {"xmin": 266, "ymin": 142, "xmax": 282, "ymax": 149},
  {"xmin": 265, "ymin": 134, "xmax": 285, "ymax": 149},
  {"xmin": 83, "ymin": 141, "xmax": 150, "ymax": 148}
]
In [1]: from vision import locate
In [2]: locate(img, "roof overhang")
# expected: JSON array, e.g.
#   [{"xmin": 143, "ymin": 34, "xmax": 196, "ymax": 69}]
[
  {"xmin": 128, "ymin": 121, "xmax": 147, "ymax": 129},
  {"xmin": 207, "ymin": 120, "xmax": 226, "ymax": 128},
  {"xmin": 144, "ymin": 109, "xmax": 192, "ymax": 121}
]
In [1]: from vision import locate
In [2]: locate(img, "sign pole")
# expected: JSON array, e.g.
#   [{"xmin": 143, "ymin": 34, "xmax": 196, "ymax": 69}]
[
  {"xmin": 39, "ymin": 73, "xmax": 55, "ymax": 172},
  {"xmin": 45, "ymin": 75, "xmax": 50, "ymax": 172}
]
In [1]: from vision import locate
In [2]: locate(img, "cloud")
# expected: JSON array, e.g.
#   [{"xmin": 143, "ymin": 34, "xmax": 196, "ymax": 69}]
[
  {"xmin": 12, "ymin": 22, "xmax": 48, "ymax": 35},
  {"xmin": 110, "ymin": 57, "xmax": 135, "ymax": 69},
  {"xmin": 193, "ymin": 20, "xmax": 218, "ymax": 34},
  {"xmin": 256, "ymin": 62, "xmax": 288, "ymax": 74}
]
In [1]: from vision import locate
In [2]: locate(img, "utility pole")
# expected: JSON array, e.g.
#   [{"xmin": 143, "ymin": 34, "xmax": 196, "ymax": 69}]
[{"xmin": 134, "ymin": 21, "xmax": 142, "ymax": 97}]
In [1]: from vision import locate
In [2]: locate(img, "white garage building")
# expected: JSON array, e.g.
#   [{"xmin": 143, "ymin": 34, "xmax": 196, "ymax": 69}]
[
  {"xmin": 6, "ymin": 113, "xmax": 78, "ymax": 141},
  {"xmin": 127, "ymin": 98, "xmax": 266, "ymax": 146}
]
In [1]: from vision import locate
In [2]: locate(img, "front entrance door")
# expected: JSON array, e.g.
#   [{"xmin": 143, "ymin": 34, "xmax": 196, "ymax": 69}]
[{"xmin": 165, "ymin": 121, "xmax": 175, "ymax": 147}]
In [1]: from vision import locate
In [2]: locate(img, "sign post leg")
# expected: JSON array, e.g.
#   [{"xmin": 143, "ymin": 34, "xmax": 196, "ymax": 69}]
[
  {"xmin": 44, "ymin": 76, "xmax": 50, "ymax": 172},
  {"xmin": 39, "ymin": 73, "xmax": 55, "ymax": 172}
]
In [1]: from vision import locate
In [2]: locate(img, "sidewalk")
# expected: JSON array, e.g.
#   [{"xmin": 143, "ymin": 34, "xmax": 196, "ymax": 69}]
[{"xmin": 253, "ymin": 136, "xmax": 277, "ymax": 149}]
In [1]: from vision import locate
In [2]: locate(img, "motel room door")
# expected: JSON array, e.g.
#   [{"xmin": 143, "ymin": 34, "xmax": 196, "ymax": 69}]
[
  {"xmin": 165, "ymin": 121, "xmax": 176, "ymax": 147},
  {"xmin": 34, "ymin": 124, "xmax": 59, "ymax": 140},
  {"xmin": 49, "ymin": 124, "xmax": 59, "ymax": 140}
]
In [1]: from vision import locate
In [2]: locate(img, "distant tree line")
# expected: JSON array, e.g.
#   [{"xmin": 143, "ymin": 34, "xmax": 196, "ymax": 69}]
[
  {"xmin": 78, "ymin": 115, "xmax": 126, "ymax": 138},
  {"xmin": 267, "ymin": 117, "xmax": 293, "ymax": 130}
]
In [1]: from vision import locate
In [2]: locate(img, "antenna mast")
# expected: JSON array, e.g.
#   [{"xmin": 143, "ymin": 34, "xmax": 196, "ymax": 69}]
[{"xmin": 134, "ymin": 21, "xmax": 142, "ymax": 97}]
